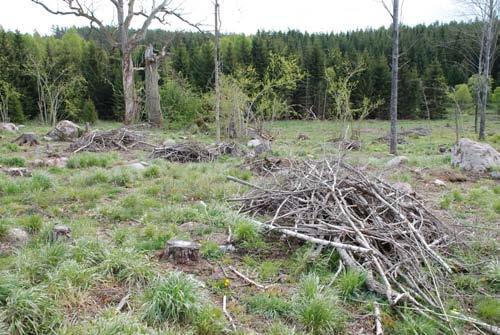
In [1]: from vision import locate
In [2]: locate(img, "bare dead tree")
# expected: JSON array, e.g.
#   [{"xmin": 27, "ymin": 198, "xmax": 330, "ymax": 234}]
[
  {"xmin": 144, "ymin": 44, "xmax": 167, "ymax": 127},
  {"xmin": 30, "ymin": 0, "xmax": 199, "ymax": 125},
  {"xmin": 382, "ymin": 0, "xmax": 400, "ymax": 155},
  {"xmin": 214, "ymin": 0, "xmax": 221, "ymax": 142}
]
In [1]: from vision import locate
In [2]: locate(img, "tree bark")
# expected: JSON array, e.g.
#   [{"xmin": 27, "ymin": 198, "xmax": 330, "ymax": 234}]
[
  {"xmin": 478, "ymin": 0, "xmax": 496, "ymax": 140},
  {"xmin": 122, "ymin": 52, "xmax": 137, "ymax": 125},
  {"xmin": 145, "ymin": 45, "xmax": 163, "ymax": 127},
  {"xmin": 389, "ymin": 0, "xmax": 400, "ymax": 155},
  {"xmin": 214, "ymin": 0, "xmax": 221, "ymax": 142}
]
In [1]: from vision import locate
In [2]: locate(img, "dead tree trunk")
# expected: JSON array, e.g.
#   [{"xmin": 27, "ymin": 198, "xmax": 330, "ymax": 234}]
[
  {"xmin": 389, "ymin": 0, "xmax": 400, "ymax": 155},
  {"xmin": 122, "ymin": 52, "xmax": 137, "ymax": 125},
  {"xmin": 145, "ymin": 45, "xmax": 163, "ymax": 128},
  {"xmin": 478, "ymin": 0, "xmax": 497, "ymax": 140},
  {"xmin": 214, "ymin": 0, "xmax": 221, "ymax": 142}
]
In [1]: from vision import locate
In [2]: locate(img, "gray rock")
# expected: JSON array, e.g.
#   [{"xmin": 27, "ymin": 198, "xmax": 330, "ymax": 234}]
[
  {"xmin": 386, "ymin": 156, "xmax": 409, "ymax": 168},
  {"xmin": 162, "ymin": 138, "xmax": 176, "ymax": 146},
  {"xmin": 248, "ymin": 138, "xmax": 272, "ymax": 155},
  {"xmin": 126, "ymin": 162, "xmax": 149, "ymax": 170},
  {"xmin": 491, "ymin": 171, "xmax": 500, "ymax": 180},
  {"xmin": 46, "ymin": 120, "xmax": 82, "ymax": 141},
  {"xmin": 0, "ymin": 123, "xmax": 18, "ymax": 133},
  {"xmin": 451, "ymin": 138, "xmax": 500, "ymax": 173},
  {"xmin": 7, "ymin": 228, "xmax": 29, "ymax": 246}
]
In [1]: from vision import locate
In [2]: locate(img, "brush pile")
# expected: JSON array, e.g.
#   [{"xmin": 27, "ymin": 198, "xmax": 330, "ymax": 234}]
[
  {"xmin": 151, "ymin": 141, "xmax": 245, "ymax": 163},
  {"xmin": 69, "ymin": 128, "xmax": 147, "ymax": 153},
  {"xmin": 240, "ymin": 156, "xmax": 294, "ymax": 175},
  {"xmin": 228, "ymin": 159, "xmax": 496, "ymax": 330}
]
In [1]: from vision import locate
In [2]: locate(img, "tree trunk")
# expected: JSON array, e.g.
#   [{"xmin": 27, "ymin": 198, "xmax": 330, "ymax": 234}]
[
  {"xmin": 479, "ymin": 0, "xmax": 495, "ymax": 140},
  {"xmin": 145, "ymin": 45, "xmax": 163, "ymax": 128},
  {"xmin": 123, "ymin": 52, "xmax": 137, "ymax": 125},
  {"xmin": 214, "ymin": 0, "xmax": 221, "ymax": 142},
  {"xmin": 389, "ymin": 0, "xmax": 400, "ymax": 155}
]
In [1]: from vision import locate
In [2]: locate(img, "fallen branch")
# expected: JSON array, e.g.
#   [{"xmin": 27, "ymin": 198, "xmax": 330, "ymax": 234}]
[
  {"xmin": 223, "ymin": 295, "xmax": 236, "ymax": 331},
  {"xmin": 374, "ymin": 302, "xmax": 384, "ymax": 335},
  {"xmin": 229, "ymin": 265, "xmax": 269, "ymax": 289}
]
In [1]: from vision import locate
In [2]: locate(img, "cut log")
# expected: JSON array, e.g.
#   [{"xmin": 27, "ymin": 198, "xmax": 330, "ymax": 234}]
[
  {"xmin": 2, "ymin": 167, "xmax": 31, "ymax": 177},
  {"xmin": 12, "ymin": 133, "xmax": 39, "ymax": 146},
  {"xmin": 164, "ymin": 240, "xmax": 200, "ymax": 264}
]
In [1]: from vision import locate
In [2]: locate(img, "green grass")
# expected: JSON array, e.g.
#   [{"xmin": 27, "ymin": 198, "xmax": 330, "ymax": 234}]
[
  {"xmin": 67, "ymin": 152, "xmax": 118, "ymax": 169},
  {"xmin": 246, "ymin": 292, "xmax": 292, "ymax": 319},
  {"xmin": 475, "ymin": 297, "xmax": 500, "ymax": 324},
  {"xmin": 0, "ymin": 156, "xmax": 25, "ymax": 167},
  {"xmin": 141, "ymin": 271, "xmax": 202, "ymax": 325},
  {"xmin": 335, "ymin": 269, "xmax": 366, "ymax": 298}
]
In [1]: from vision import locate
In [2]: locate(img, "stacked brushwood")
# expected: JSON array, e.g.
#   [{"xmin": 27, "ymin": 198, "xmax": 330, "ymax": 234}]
[
  {"xmin": 240, "ymin": 156, "xmax": 294, "ymax": 176},
  {"xmin": 69, "ymin": 128, "xmax": 147, "ymax": 153},
  {"xmin": 151, "ymin": 141, "xmax": 245, "ymax": 163},
  {"xmin": 229, "ymin": 159, "xmax": 499, "ymax": 334}
]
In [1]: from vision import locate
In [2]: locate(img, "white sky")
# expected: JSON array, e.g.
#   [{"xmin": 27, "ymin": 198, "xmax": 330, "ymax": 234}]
[{"xmin": 0, "ymin": 0, "xmax": 464, "ymax": 35}]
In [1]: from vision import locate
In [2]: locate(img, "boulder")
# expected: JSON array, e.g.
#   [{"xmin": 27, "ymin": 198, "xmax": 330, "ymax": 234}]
[
  {"xmin": 31, "ymin": 157, "xmax": 68, "ymax": 168},
  {"xmin": 247, "ymin": 138, "xmax": 271, "ymax": 155},
  {"xmin": 6, "ymin": 228, "xmax": 29, "ymax": 246},
  {"xmin": 433, "ymin": 179, "xmax": 446, "ymax": 187},
  {"xmin": 126, "ymin": 162, "xmax": 149, "ymax": 170},
  {"xmin": 45, "ymin": 120, "xmax": 82, "ymax": 141},
  {"xmin": 0, "ymin": 123, "xmax": 18, "ymax": 133},
  {"xmin": 162, "ymin": 138, "xmax": 176, "ymax": 146},
  {"xmin": 451, "ymin": 138, "xmax": 500, "ymax": 173},
  {"xmin": 386, "ymin": 156, "xmax": 409, "ymax": 168}
]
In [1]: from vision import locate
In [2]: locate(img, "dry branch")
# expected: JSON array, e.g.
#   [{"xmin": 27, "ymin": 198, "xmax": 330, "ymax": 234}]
[
  {"xmin": 227, "ymin": 159, "xmax": 496, "ymax": 332},
  {"xmin": 150, "ymin": 141, "xmax": 245, "ymax": 163},
  {"xmin": 69, "ymin": 128, "xmax": 147, "ymax": 152}
]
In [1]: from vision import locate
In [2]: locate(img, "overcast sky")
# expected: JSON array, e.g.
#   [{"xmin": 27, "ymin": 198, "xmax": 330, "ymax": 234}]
[{"xmin": 0, "ymin": 0, "xmax": 464, "ymax": 35}]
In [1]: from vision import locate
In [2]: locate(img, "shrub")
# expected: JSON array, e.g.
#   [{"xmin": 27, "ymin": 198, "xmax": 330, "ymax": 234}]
[
  {"xmin": 0, "ymin": 156, "xmax": 25, "ymax": 167},
  {"xmin": 143, "ymin": 165, "xmax": 160, "ymax": 178},
  {"xmin": 141, "ymin": 271, "xmax": 202, "ymax": 325},
  {"xmin": 160, "ymin": 79, "xmax": 205, "ymax": 127},
  {"xmin": 79, "ymin": 98, "xmax": 98, "ymax": 124},
  {"xmin": 1, "ymin": 286, "xmax": 62, "ymax": 335}
]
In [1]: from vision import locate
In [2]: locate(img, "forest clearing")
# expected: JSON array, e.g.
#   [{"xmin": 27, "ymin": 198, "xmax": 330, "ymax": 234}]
[{"xmin": 1, "ymin": 0, "xmax": 500, "ymax": 334}]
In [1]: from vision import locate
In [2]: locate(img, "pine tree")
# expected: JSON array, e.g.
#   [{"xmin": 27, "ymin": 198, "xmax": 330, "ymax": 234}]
[{"xmin": 423, "ymin": 60, "xmax": 448, "ymax": 119}]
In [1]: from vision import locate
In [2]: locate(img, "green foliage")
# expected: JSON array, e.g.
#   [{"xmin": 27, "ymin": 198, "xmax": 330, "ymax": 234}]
[
  {"xmin": 141, "ymin": 271, "xmax": 202, "ymax": 325},
  {"xmin": 99, "ymin": 248, "xmax": 154, "ymax": 287},
  {"xmin": 491, "ymin": 86, "xmax": 500, "ymax": 112},
  {"xmin": 31, "ymin": 172, "xmax": 54, "ymax": 191},
  {"xmin": 423, "ymin": 60, "xmax": 449, "ymax": 119},
  {"xmin": 391, "ymin": 312, "xmax": 441, "ymax": 335},
  {"xmin": 454, "ymin": 83, "xmax": 473, "ymax": 108},
  {"xmin": 18, "ymin": 215, "xmax": 43, "ymax": 233},
  {"xmin": 160, "ymin": 78, "xmax": 205, "ymax": 127},
  {"xmin": 79, "ymin": 98, "xmax": 98, "ymax": 124}
]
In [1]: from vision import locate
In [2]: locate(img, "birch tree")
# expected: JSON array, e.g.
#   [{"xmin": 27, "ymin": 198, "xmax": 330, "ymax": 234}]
[
  {"xmin": 214, "ymin": 0, "xmax": 221, "ymax": 142},
  {"xmin": 31, "ymin": 0, "xmax": 198, "ymax": 125},
  {"xmin": 462, "ymin": 0, "xmax": 499, "ymax": 140}
]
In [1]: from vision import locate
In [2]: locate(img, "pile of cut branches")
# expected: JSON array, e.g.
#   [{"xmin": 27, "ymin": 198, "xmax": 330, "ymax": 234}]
[
  {"xmin": 229, "ymin": 159, "xmax": 498, "ymax": 333},
  {"xmin": 151, "ymin": 141, "xmax": 244, "ymax": 163},
  {"xmin": 69, "ymin": 128, "xmax": 148, "ymax": 153},
  {"xmin": 240, "ymin": 156, "xmax": 294, "ymax": 175}
]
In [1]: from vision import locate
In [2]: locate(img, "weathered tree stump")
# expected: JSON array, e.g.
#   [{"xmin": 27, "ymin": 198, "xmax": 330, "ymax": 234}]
[
  {"xmin": 51, "ymin": 225, "xmax": 71, "ymax": 242},
  {"xmin": 12, "ymin": 132, "xmax": 39, "ymax": 146},
  {"xmin": 164, "ymin": 240, "xmax": 200, "ymax": 264}
]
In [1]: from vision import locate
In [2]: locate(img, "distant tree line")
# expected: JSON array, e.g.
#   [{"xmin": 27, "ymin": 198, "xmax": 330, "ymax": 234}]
[{"xmin": 0, "ymin": 21, "xmax": 499, "ymax": 126}]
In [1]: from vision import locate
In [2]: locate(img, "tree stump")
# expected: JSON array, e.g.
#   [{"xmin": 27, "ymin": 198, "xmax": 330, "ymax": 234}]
[
  {"xmin": 51, "ymin": 225, "xmax": 71, "ymax": 242},
  {"xmin": 12, "ymin": 133, "xmax": 39, "ymax": 146},
  {"xmin": 164, "ymin": 240, "xmax": 200, "ymax": 264}
]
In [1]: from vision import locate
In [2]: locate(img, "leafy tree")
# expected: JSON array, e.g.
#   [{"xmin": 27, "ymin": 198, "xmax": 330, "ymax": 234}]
[
  {"xmin": 453, "ymin": 84, "xmax": 473, "ymax": 111},
  {"xmin": 79, "ymin": 98, "xmax": 98, "ymax": 124}
]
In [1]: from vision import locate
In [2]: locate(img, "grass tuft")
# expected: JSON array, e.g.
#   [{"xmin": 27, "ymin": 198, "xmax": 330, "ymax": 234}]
[{"xmin": 141, "ymin": 271, "xmax": 202, "ymax": 325}]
